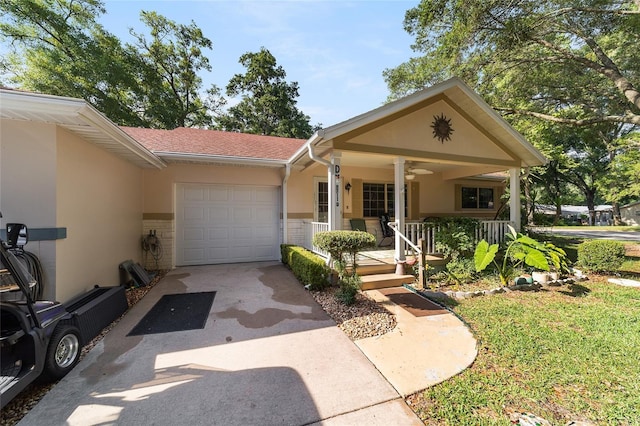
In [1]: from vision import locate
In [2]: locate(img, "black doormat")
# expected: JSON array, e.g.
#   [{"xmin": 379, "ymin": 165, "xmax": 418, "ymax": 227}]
[{"xmin": 128, "ymin": 291, "xmax": 216, "ymax": 336}]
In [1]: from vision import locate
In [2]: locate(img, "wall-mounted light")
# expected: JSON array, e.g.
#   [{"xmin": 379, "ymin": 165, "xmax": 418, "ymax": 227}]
[{"xmin": 345, "ymin": 182, "xmax": 352, "ymax": 194}]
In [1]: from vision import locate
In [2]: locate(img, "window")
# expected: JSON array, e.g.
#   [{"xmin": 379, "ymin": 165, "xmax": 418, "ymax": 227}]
[
  {"xmin": 316, "ymin": 180, "xmax": 328, "ymax": 222},
  {"xmin": 461, "ymin": 187, "xmax": 494, "ymax": 209},
  {"xmin": 363, "ymin": 183, "xmax": 407, "ymax": 217}
]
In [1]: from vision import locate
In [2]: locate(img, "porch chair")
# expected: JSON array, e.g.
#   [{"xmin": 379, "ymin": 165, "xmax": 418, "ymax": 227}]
[
  {"xmin": 349, "ymin": 218, "xmax": 379, "ymax": 244},
  {"xmin": 378, "ymin": 213, "xmax": 394, "ymax": 247}
]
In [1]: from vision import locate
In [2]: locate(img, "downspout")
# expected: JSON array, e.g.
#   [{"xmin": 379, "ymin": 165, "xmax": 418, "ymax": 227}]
[
  {"xmin": 282, "ymin": 163, "xmax": 291, "ymax": 247},
  {"xmin": 307, "ymin": 130, "xmax": 330, "ymax": 167}
]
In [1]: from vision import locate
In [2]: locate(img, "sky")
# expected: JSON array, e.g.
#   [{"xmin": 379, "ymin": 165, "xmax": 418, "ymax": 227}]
[{"xmin": 99, "ymin": 0, "xmax": 418, "ymax": 127}]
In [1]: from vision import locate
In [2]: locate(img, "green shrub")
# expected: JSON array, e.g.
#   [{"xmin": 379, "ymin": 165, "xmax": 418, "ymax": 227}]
[
  {"xmin": 281, "ymin": 244, "xmax": 294, "ymax": 265},
  {"xmin": 312, "ymin": 231, "xmax": 375, "ymax": 305},
  {"xmin": 578, "ymin": 240, "xmax": 626, "ymax": 273},
  {"xmin": 446, "ymin": 256, "xmax": 478, "ymax": 284},
  {"xmin": 280, "ymin": 244, "xmax": 330, "ymax": 290},
  {"xmin": 423, "ymin": 217, "xmax": 479, "ymax": 257}
]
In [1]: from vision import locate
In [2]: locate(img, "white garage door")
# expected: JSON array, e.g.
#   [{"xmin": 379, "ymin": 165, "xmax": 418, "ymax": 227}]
[{"xmin": 176, "ymin": 183, "xmax": 280, "ymax": 265}]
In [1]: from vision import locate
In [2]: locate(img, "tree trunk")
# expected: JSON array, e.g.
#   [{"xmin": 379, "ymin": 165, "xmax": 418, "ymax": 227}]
[
  {"xmin": 585, "ymin": 191, "xmax": 596, "ymax": 226},
  {"xmin": 522, "ymin": 168, "xmax": 535, "ymax": 225},
  {"xmin": 554, "ymin": 200, "xmax": 562, "ymax": 225},
  {"xmin": 612, "ymin": 202, "xmax": 622, "ymax": 225}
]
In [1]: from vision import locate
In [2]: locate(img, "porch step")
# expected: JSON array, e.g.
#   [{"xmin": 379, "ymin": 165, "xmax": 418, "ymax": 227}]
[
  {"xmin": 355, "ymin": 263, "xmax": 397, "ymax": 276},
  {"xmin": 360, "ymin": 273, "xmax": 415, "ymax": 291}
]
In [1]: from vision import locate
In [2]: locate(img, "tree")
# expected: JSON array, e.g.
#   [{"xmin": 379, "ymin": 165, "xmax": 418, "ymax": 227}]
[
  {"xmin": 0, "ymin": 0, "xmax": 145, "ymax": 126},
  {"xmin": 216, "ymin": 47, "xmax": 317, "ymax": 138},
  {"xmin": 385, "ymin": 0, "xmax": 640, "ymax": 126},
  {"xmin": 597, "ymin": 132, "xmax": 640, "ymax": 221},
  {"xmin": 384, "ymin": 0, "xmax": 640, "ymax": 223},
  {"xmin": 129, "ymin": 11, "xmax": 224, "ymax": 128},
  {"xmin": 0, "ymin": 0, "xmax": 223, "ymax": 128}
]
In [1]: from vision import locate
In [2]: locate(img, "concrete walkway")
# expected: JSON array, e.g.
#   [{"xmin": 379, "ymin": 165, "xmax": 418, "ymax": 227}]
[
  {"xmin": 358, "ymin": 288, "xmax": 477, "ymax": 397},
  {"xmin": 18, "ymin": 263, "xmax": 476, "ymax": 425}
]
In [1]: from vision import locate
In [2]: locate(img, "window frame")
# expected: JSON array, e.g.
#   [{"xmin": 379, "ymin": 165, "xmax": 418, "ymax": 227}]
[{"xmin": 362, "ymin": 182, "xmax": 407, "ymax": 218}]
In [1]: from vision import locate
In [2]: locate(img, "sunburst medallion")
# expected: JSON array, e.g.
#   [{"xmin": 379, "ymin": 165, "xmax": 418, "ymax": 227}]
[{"xmin": 431, "ymin": 113, "xmax": 454, "ymax": 143}]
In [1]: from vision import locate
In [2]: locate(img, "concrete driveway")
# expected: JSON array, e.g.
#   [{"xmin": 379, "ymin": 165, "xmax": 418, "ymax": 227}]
[{"xmin": 18, "ymin": 262, "xmax": 421, "ymax": 425}]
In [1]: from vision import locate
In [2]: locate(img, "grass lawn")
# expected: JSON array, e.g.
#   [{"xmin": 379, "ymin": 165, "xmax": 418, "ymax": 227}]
[{"xmin": 408, "ymin": 278, "xmax": 640, "ymax": 425}]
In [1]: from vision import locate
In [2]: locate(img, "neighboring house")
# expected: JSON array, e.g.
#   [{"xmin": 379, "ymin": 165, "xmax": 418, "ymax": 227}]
[
  {"xmin": 0, "ymin": 78, "xmax": 546, "ymax": 302},
  {"xmin": 536, "ymin": 204, "xmax": 614, "ymax": 225},
  {"xmin": 620, "ymin": 201, "xmax": 640, "ymax": 226}
]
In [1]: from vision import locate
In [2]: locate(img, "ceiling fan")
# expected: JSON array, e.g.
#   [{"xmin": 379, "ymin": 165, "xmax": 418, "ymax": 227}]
[{"xmin": 405, "ymin": 162, "xmax": 433, "ymax": 180}]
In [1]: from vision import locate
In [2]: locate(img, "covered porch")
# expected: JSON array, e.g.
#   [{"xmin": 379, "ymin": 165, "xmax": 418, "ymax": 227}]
[{"xmin": 286, "ymin": 78, "xmax": 546, "ymax": 266}]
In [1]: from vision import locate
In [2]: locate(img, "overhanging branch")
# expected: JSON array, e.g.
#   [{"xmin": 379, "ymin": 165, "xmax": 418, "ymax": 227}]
[{"xmin": 496, "ymin": 108, "xmax": 640, "ymax": 126}]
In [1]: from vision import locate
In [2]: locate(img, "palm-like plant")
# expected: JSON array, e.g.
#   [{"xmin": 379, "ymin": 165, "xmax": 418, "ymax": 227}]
[{"xmin": 474, "ymin": 226, "xmax": 569, "ymax": 286}]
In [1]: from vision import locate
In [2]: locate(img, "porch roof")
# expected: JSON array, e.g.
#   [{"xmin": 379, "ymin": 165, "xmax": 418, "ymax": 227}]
[{"xmin": 289, "ymin": 77, "xmax": 547, "ymax": 173}]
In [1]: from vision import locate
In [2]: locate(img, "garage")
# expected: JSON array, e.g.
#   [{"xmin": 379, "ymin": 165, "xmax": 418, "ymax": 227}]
[{"xmin": 176, "ymin": 183, "xmax": 281, "ymax": 265}]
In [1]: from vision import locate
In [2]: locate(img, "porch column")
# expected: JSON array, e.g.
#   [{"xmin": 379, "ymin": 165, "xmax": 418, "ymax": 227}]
[
  {"xmin": 394, "ymin": 157, "xmax": 406, "ymax": 262},
  {"xmin": 328, "ymin": 152, "xmax": 342, "ymax": 230},
  {"xmin": 509, "ymin": 167, "xmax": 521, "ymax": 231}
]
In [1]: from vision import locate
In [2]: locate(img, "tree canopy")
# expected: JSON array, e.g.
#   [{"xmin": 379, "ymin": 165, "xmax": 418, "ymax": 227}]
[
  {"xmin": 385, "ymin": 0, "xmax": 640, "ymax": 221},
  {"xmin": 385, "ymin": 0, "xmax": 640, "ymax": 126},
  {"xmin": 216, "ymin": 47, "xmax": 317, "ymax": 138},
  {"xmin": 1, "ymin": 0, "xmax": 221, "ymax": 129}
]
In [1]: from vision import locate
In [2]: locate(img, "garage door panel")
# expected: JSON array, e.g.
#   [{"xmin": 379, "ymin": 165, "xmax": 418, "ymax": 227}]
[
  {"xmin": 232, "ymin": 187, "xmax": 253, "ymax": 202},
  {"xmin": 255, "ymin": 188, "xmax": 277, "ymax": 203},
  {"xmin": 184, "ymin": 188, "xmax": 206, "ymax": 201},
  {"xmin": 183, "ymin": 248, "xmax": 206, "ymax": 263},
  {"xmin": 232, "ymin": 226, "xmax": 253, "ymax": 240},
  {"xmin": 208, "ymin": 227, "xmax": 230, "ymax": 241},
  {"xmin": 184, "ymin": 206, "xmax": 207, "ymax": 221},
  {"xmin": 233, "ymin": 207, "xmax": 253, "ymax": 222},
  {"xmin": 210, "ymin": 187, "xmax": 230, "ymax": 202},
  {"xmin": 177, "ymin": 184, "xmax": 280, "ymax": 266},
  {"xmin": 184, "ymin": 228, "xmax": 205, "ymax": 241},
  {"xmin": 210, "ymin": 206, "xmax": 231, "ymax": 221}
]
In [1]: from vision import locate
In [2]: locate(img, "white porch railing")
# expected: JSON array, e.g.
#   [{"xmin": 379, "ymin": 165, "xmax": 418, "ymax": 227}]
[
  {"xmin": 305, "ymin": 220, "xmax": 514, "ymax": 257},
  {"xmin": 404, "ymin": 220, "xmax": 514, "ymax": 253},
  {"xmin": 307, "ymin": 221, "xmax": 330, "ymax": 258}
]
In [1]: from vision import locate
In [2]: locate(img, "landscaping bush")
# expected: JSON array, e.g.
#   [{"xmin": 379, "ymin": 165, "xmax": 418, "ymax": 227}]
[
  {"xmin": 312, "ymin": 231, "xmax": 376, "ymax": 305},
  {"xmin": 578, "ymin": 240, "xmax": 626, "ymax": 273},
  {"xmin": 423, "ymin": 217, "xmax": 479, "ymax": 257},
  {"xmin": 280, "ymin": 244, "xmax": 330, "ymax": 290}
]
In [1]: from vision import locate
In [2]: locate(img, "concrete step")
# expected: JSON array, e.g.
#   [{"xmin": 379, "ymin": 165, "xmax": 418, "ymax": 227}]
[{"xmin": 360, "ymin": 273, "xmax": 415, "ymax": 290}]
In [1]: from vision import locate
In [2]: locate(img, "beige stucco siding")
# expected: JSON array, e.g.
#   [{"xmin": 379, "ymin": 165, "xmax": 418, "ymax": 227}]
[
  {"xmin": 142, "ymin": 163, "xmax": 284, "ymax": 214},
  {"xmin": 0, "ymin": 120, "xmax": 57, "ymax": 227},
  {"xmin": 56, "ymin": 128, "xmax": 143, "ymax": 302},
  {"xmin": 1, "ymin": 120, "xmax": 59, "ymax": 300},
  {"xmin": 621, "ymin": 203, "xmax": 640, "ymax": 226},
  {"xmin": 342, "ymin": 100, "xmax": 515, "ymax": 164}
]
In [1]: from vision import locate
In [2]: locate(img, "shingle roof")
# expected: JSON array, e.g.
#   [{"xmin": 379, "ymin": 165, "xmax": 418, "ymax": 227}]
[{"xmin": 121, "ymin": 126, "xmax": 306, "ymax": 161}]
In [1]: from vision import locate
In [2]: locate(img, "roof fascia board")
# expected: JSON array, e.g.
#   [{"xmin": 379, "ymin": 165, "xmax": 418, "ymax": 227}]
[
  {"xmin": 1, "ymin": 89, "xmax": 166, "ymax": 169},
  {"xmin": 157, "ymin": 152, "xmax": 288, "ymax": 167},
  {"xmin": 452, "ymin": 81, "xmax": 548, "ymax": 166},
  {"xmin": 321, "ymin": 78, "xmax": 461, "ymax": 141},
  {"xmin": 77, "ymin": 106, "xmax": 166, "ymax": 169},
  {"xmin": 1, "ymin": 89, "xmax": 85, "ymax": 117}
]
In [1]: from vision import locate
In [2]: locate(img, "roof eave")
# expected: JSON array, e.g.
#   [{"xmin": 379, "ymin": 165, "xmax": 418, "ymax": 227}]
[
  {"xmin": 0, "ymin": 89, "xmax": 166, "ymax": 169},
  {"xmin": 156, "ymin": 152, "xmax": 289, "ymax": 167}
]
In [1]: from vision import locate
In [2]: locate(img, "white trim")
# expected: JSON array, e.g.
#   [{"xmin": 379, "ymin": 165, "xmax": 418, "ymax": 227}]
[
  {"xmin": 0, "ymin": 89, "xmax": 165, "ymax": 169},
  {"xmin": 156, "ymin": 152, "xmax": 288, "ymax": 167}
]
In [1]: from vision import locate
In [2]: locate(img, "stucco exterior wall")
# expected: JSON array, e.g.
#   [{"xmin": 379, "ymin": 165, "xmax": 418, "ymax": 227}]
[
  {"xmin": 143, "ymin": 163, "xmax": 284, "ymax": 213},
  {"xmin": 1, "ymin": 119, "xmax": 59, "ymax": 300},
  {"xmin": 621, "ymin": 202, "xmax": 640, "ymax": 226},
  {"xmin": 142, "ymin": 163, "xmax": 285, "ymax": 268},
  {"xmin": 56, "ymin": 128, "xmax": 144, "ymax": 302},
  {"xmin": 345, "ymin": 100, "xmax": 515, "ymax": 163}
]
